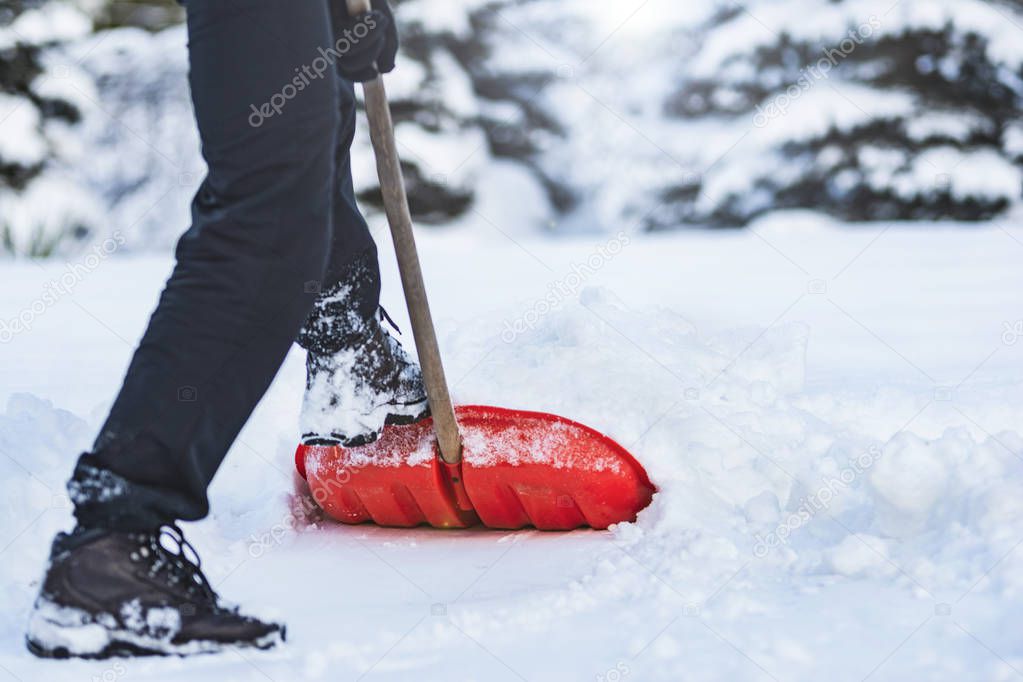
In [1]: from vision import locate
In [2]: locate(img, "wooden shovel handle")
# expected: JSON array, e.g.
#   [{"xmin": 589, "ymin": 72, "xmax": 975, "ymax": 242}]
[
  {"xmin": 346, "ymin": 0, "xmax": 372, "ymax": 14},
  {"xmin": 345, "ymin": 0, "xmax": 463, "ymax": 465}
]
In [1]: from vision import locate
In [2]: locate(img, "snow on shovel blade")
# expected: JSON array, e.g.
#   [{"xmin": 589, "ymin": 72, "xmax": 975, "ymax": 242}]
[{"xmin": 296, "ymin": 405, "xmax": 655, "ymax": 530}]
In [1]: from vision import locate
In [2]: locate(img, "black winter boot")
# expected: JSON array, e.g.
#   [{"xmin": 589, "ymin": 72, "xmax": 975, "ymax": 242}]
[
  {"xmin": 25, "ymin": 526, "xmax": 284, "ymax": 658},
  {"xmin": 301, "ymin": 308, "xmax": 430, "ymax": 447}
]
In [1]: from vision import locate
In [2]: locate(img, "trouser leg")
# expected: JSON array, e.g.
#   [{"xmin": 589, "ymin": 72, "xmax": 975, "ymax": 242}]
[
  {"xmin": 297, "ymin": 76, "xmax": 382, "ymax": 357},
  {"xmin": 71, "ymin": 0, "xmax": 341, "ymax": 531}
]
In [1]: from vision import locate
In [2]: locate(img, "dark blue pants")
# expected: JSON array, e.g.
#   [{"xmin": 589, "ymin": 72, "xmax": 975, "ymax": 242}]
[{"xmin": 70, "ymin": 0, "xmax": 379, "ymax": 530}]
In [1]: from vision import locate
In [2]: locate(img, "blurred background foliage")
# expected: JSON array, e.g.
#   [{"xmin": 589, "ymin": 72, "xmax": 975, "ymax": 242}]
[
  {"xmin": 2, "ymin": 0, "xmax": 1022, "ymax": 256},
  {"xmin": 92, "ymin": 0, "xmax": 181, "ymax": 31}
]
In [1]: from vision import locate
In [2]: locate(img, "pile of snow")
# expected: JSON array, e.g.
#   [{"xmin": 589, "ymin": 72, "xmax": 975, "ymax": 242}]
[{"xmin": 1, "ymin": 222, "xmax": 1021, "ymax": 678}]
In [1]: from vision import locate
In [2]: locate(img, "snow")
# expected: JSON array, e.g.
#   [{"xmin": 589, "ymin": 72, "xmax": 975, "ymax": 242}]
[
  {"xmin": 63, "ymin": 25, "xmax": 202, "ymax": 253},
  {"xmin": 692, "ymin": 0, "xmax": 1023, "ymax": 75},
  {"xmin": 1, "ymin": 216, "xmax": 1022, "ymax": 679},
  {"xmin": 897, "ymin": 148, "xmax": 1023, "ymax": 201},
  {"xmin": 459, "ymin": 418, "xmax": 623, "ymax": 471},
  {"xmin": 0, "ymin": 1, "xmax": 91, "ymax": 49},
  {"xmin": 391, "ymin": 122, "xmax": 485, "ymax": 190},
  {"xmin": 0, "ymin": 174, "xmax": 106, "ymax": 256},
  {"xmin": 904, "ymin": 111, "xmax": 989, "ymax": 144},
  {"xmin": 0, "ymin": 94, "xmax": 46, "ymax": 167},
  {"xmin": 399, "ymin": 0, "xmax": 493, "ymax": 38},
  {"xmin": 0, "ymin": 2, "xmax": 110, "ymax": 256}
]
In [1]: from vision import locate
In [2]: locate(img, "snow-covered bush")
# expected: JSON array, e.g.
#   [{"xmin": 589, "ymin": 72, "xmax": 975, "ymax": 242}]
[
  {"xmin": 55, "ymin": 0, "xmax": 525, "ymax": 250},
  {"xmin": 660, "ymin": 0, "xmax": 1023, "ymax": 226},
  {"xmin": 467, "ymin": 0, "xmax": 1023, "ymax": 228},
  {"xmin": 6, "ymin": 0, "xmax": 1023, "ymax": 254},
  {"xmin": 91, "ymin": 0, "xmax": 181, "ymax": 31},
  {"xmin": 0, "ymin": 0, "xmax": 102, "ymax": 256},
  {"xmin": 352, "ymin": 0, "xmax": 496, "ymax": 224},
  {"xmin": 67, "ymin": 23, "xmax": 200, "ymax": 252}
]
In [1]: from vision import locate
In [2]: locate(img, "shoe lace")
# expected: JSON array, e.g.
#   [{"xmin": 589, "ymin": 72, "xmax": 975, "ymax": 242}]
[
  {"xmin": 378, "ymin": 306, "xmax": 402, "ymax": 336},
  {"xmin": 133, "ymin": 524, "xmax": 218, "ymax": 605}
]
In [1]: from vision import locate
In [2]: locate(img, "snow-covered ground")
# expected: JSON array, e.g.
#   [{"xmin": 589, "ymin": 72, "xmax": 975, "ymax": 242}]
[{"xmin": 1, "ymin": 214, "xmax": 1022, "ymax": 680}]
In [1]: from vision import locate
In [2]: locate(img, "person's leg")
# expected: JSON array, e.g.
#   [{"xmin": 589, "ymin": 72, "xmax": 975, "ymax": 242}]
[
  {"xmin": 296, "ymin": 76, "xmax": 429, "ymax": 446},
  {"xmin": 71, "ymin": 0, "xmax": 341, "ymax": 531},
  {"xmin": 298, "ymin": 76, "xmax": 381, "ymax": 357},
  {"xmin": 25, "ymin": 1, "xmax": 345, "ymax": 657}
]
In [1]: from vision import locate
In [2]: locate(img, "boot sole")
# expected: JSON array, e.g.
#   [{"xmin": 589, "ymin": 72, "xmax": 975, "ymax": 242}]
[
  {"xmin": 25, "ymin": 628, "xmax": 284, "ymax": 659},
  {"xmin": 303, "ymin": 400, "xmax": 430, "ymax": 447},
  {"xmin": 26, "ymin": 604, "xmax": 285, "ymax": 659}
]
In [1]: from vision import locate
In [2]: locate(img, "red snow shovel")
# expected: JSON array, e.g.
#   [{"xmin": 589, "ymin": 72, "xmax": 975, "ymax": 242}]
[{"xmin": 294, "ymin": 0, "xmax": 654, "ymax": 530}]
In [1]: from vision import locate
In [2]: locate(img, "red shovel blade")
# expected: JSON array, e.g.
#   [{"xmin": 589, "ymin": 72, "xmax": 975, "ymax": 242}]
[{"xmin": 296, "ymin": 405, "xmax": 655, "ymax": 530}]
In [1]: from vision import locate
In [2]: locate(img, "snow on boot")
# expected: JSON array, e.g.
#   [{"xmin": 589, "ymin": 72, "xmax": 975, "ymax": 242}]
[
  {"xmin": 25, "ymin": 526, "xmax": 284, "ymax": 658},
  {"xmin": 301, "ymin": 308, "xmax": 430, "ymax": 447}
]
